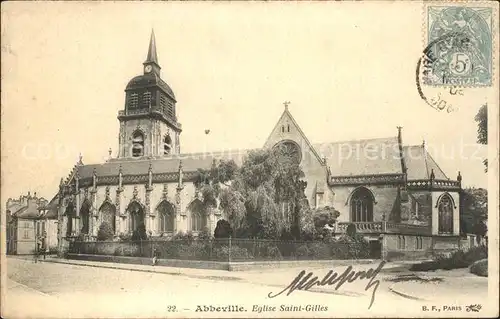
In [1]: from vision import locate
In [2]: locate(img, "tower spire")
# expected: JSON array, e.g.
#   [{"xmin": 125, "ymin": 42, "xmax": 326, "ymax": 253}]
[{"xmin": 145, "ymin": 29, "xmax": 159, "ymax": 65}]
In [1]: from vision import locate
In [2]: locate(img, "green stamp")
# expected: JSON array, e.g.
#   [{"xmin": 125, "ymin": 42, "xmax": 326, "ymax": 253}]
[{"xmin": 423, "ymin": 6, "xmax": 493, "ymax": 86}]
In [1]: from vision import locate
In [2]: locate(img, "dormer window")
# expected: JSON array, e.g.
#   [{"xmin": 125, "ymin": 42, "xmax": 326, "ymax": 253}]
[
  {"xmin": 164, "ymin": 134, "xmax": 172, "ymax": 155},
  {"xmin": 132, "ymin": 131, "xmax": 145, "ymax": 157},
  {"xmin": 128, "ymin": 93, "xmax": 139, "ymax": 109}
]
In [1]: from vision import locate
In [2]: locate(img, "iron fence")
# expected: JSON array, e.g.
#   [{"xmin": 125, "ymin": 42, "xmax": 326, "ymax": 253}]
[{"xmin": 68, "ymin": 237, "xmax": 373, "ymax": 262}]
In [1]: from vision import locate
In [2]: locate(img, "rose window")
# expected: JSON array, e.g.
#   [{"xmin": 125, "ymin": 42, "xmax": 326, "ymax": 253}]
[{"xmin": 274, "ymin": 141, "xmax": 302, "ymax": 164}]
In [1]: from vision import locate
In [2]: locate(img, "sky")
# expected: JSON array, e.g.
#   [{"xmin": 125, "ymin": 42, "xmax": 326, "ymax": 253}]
[{"xmin": 1, "ymin": 2, "xmax": 494, "ymax": 202}]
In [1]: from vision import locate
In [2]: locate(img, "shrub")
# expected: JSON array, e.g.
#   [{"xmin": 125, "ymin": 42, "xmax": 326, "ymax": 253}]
[
  {"xmin": 97, "ymin": 222, "xmax": 114, "ymax": 241},
  {"xmin": 463, "ymin": 245, "xmax": 488, "ymax": 263},
  {"xmin": 296, "ymin": 245, "xmax": 310, "ymax": 259},
  {"xmin": 337, "ymin": 234, "xmax": 370, "ymax": 259},
  {"xmin": 346, "ymin": 223, "xmax": 357, "ymax": 238},
  {"xmin": 469, "ymin": 259, "xmax": 488, "ymax": 277},
  {"xmin": 131, "ymin": 223, "xmax": 148, "ymax": 241},
  {"xmin": 214, "ymin": 219, "xmax": 233, "ymax": 238},
  {"xmin": 410, "ymin": 246, "xmax": 488, "ymax": 272},
  {"xmin": 266, "ymin": 245, "xmax": 283, "ymax": 260},
  {"xmin": 308, "ymin": 242, "xmax": 332, "ymax": 259},
  {"xmin": 197, "ymin": 229, "xmax": 213, "ymax": 241},
  {"xmin": 213, "ymin": 245, "xmax": 253, "ymax": 261},
  {"xmin": 172, "ymin": 231, "xmax": 195, "ymax": 244},
  {"xmin": 118, "ymin": 232, "xmax": 132, "ymax": 241},
  {"xmin": 177, "ymin": 242, "xmax": 210, "ymax": 259},
  {"xmin": 113, "ymin": 244, "xmax": 139, "ymax": 257}
]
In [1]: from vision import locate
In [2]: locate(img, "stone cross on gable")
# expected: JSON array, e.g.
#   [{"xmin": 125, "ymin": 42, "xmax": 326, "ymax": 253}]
[{"xmin": 283, "ymin": 101, "xmax": 290, "ymax": 110}]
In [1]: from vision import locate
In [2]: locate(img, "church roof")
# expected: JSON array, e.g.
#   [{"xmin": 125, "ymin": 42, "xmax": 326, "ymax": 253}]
[
  {"xmin": 403, "ymin": 145, "xmax": 448, "ymax": 180},
  {"xmin": 71, "ymin": 141, "xmax": 448, "ymax": 183},
  {"xmin": 126, "ymin": 73, "xmax": 175, "ymax": 100},
  {"xmin": 74, "ymin": 149, "xmax": 255, "ymax": 181},
  {"xmin": 39, "ymin": 194, "xmax": 59, "ymax": 219},
  {"xmin": 313, "ymin": 137, "xmax": 403, "ymax": 176}
]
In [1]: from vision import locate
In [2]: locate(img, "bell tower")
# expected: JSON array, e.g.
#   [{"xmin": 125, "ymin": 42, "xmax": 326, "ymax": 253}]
[{"xmin": 117, "ymin": 30, "xmax": 182, "ymax": 159}]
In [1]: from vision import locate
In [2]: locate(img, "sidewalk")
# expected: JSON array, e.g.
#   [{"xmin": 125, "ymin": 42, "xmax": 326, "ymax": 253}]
[{"xmin": 388, "ymin": 268, "xmax": 488, "ymax": 302}]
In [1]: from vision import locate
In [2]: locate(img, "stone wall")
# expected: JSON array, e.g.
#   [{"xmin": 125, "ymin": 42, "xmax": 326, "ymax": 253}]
[
  {"xmin": 382, "ymin": 234, "xmax": 433, "ymax": 261},
  {"xmin": 331, "ymin": 185, "xmax": 400, "ymax": 222},
  {"xmin": 408, "ymin": 191, "xmax": 432, "ymax": 226},
  {"xmin": 119, "ymin": 118, "xmax": 180, "ymax": 158},
  {"xmin": 61, "ymin": 179, "xmax": 219, "ymax": 240}
]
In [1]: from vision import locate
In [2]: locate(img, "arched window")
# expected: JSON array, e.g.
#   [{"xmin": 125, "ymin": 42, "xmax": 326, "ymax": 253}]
[
  {"xmin": 164, "ymin": 134, "xmax": 172, "ymax": 155},
  {"xmin": 350, "ymin": 187, "xmax": 374, "ymax": 222},
  {"xmin": 99, "ymin": 202, "xmax": 116, "ymax": 233},
  {"xmin": 188, "ymin": 200, "xmax": 206, "ymax": 232},
  {"xmin": 132, "ymin": 131, "xmax": 144, "ymax": 157},
  {"xmin": 438, "ymin": 194, "xmax": 454, "ymax": 234},
  {"xmin": 157, "ymin": 201, "xmax": 175, "ymax": 233},
  {"xmin": 80, "ymin": 201, "xmax": 90, "ymax": 235},
  {"xmin": 128, "ymin": 201, "xmax": 144, "ymax": 232}
]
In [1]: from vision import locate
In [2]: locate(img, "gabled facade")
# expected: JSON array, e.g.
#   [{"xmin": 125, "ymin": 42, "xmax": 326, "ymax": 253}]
[
  {"xmin": 54, "ymin": 31, "xmax": 476, "ymax": 260},
  {"xmin": 5, "ymin": 193, "xmax": 57, "ymax": 255}
]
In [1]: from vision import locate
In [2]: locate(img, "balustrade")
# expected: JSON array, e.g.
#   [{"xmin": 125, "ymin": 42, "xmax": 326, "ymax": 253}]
[{"xmin": 336, "ymin": 221, "xmax": 431, "ymax": 235}]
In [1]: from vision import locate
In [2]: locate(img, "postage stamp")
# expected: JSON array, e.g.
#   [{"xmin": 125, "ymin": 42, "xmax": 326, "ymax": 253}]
[{"xmin": 422, "ymin": 5, "xmax": 493, "ymax": 87}]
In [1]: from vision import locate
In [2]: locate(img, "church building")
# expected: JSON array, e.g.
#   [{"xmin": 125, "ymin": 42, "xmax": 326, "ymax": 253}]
[{"xmin": 54, "ymin": 31, "xmax": 473, "ymax": 259}]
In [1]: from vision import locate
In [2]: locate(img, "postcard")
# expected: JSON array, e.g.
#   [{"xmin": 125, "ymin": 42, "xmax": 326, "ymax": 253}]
[{"xmin": 1, "ymin": 1, "xmax": 499, "ymax": 318}]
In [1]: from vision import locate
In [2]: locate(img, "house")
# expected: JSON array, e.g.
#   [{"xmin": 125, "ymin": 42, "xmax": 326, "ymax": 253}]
[{"xmin": 6, "ymin": 192, "xmax": 57, "ymax": 255}]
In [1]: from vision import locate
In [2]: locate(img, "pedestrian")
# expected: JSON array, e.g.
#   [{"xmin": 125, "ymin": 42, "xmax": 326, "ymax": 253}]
[
  {"xmin": 41, "ymin": 236, "xmax": 47, "ymax": 260},
  {"xmin": 152, "ymin": 247, "xmax": 159, "ymax": 266}
]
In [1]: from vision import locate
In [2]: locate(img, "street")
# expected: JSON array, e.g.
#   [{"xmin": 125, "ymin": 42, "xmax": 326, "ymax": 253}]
[{"xmin": 3, "ymin": 257, "xmax": 491, "ymax": 318}]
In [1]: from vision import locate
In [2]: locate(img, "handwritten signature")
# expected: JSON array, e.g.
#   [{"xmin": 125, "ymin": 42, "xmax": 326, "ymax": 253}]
[{"xmin": 268, "ymin": 261, "xmax": 386, "ymax": 309}]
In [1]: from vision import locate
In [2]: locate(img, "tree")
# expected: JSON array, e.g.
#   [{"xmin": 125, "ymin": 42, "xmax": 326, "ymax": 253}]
[
  {"xmin": 236, "ymin": 148, "xmax": 307, "ymax": 239},
  {"xmin": 131, "ymin": 223, "xmax": 148, "ymax": 241},
  {"xmin": 461, "ymin": 188, "xmax": 487, "ymax": 242},
  {"xmin": 214, "ymin": 219, "xmax": 233, "ymax": 238},
  {"xmin": 299, "ymin": 206, "xmax": 340, "ymax": 240},
  {"xmin": 97, "ymin": 222, "xmax": 114, "ymax": 241},
  {"xmin": 475, "ymin": 104, "xmax": 487, "ymax": 171},
  {"xmin": 194, "ymin": 148, "xmax": 309, "ymax": 239},
  {"xmin": 194, "ymin": 160, "xmax": 238, "ymax": 208}
]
